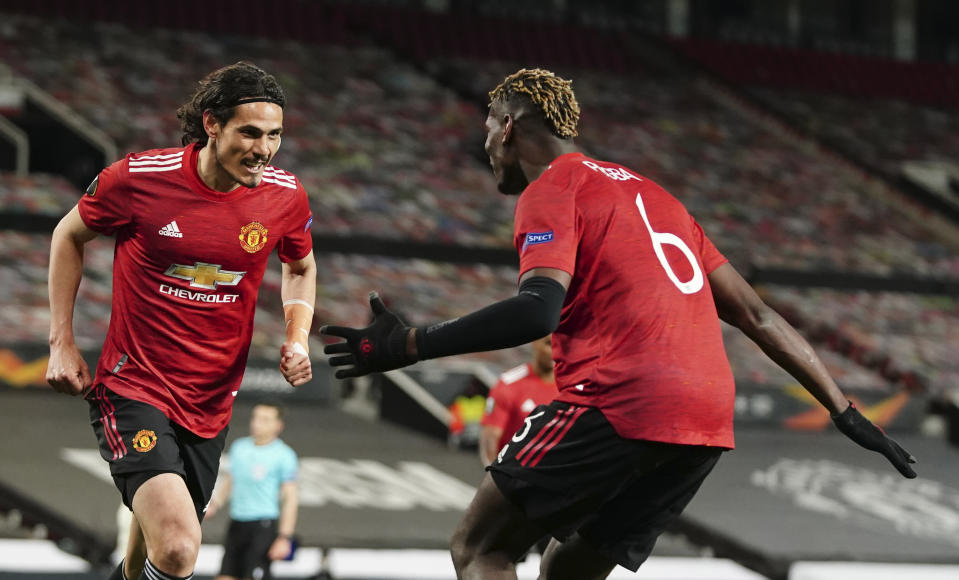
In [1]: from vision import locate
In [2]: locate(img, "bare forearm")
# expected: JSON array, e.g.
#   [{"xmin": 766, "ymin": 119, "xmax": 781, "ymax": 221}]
[
  {"xmin": 282, "ymin": 256, "xmax": 316, "ymax": 350},
  {"xmin": 277, "ymin": 485, "xmax": 298, "ymax": 538},
  {"xmin": 744, "ymin": 311, "xmax": 847, "ymax": 414},
  {"xmin": 478, "ymin": 428, "xmax": 503, "ymax": 468},
  {"xmin": 48, "ymin": 222, "xmax": 87, "ymax": 346}
]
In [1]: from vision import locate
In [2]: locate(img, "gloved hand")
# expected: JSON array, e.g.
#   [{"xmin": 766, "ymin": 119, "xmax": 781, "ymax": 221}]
[
  {"xmin": 832, "ymin": 401, "xmax": 917, "ymax": 478},
  {"xmin": 320, "ymin": 292, "xmax": 417, "ymax": 379}
]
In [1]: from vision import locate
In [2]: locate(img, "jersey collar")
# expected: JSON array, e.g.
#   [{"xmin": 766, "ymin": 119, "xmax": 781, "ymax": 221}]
[{"xmin": 547, "ymin": 152, "xmax": 585, "ymax": 170}]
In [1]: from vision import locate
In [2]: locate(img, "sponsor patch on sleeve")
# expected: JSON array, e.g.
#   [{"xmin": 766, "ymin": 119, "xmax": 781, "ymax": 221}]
[
  {"xmin": 521, "ymin": 230, "xmax": 554, "ymax": 254},
  {"xmin": 304, "ymin": 215, "xmax": 313, "ymax": 232}
]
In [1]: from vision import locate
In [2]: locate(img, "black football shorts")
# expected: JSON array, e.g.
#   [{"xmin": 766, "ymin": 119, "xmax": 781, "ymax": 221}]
[
  {"xmin": 86, "ymin": 383, "xmax": 228, "ymax": 520},
  {"xmin": 219, "ymin": 518, "xmax": 278, "ymax": 580},
  {"xmin": 488, "ymin": 401, "xmax": 723, "ymax": 571}
]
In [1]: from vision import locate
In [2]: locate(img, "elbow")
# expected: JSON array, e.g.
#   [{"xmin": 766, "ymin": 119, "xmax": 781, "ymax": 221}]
[
  {"xmin": 523, "ymin": 304, "xmax": 560, "ymax": 340},
  {"xmin": 736, "ymin": 305, "xmax": 782, "ymax": 342}
]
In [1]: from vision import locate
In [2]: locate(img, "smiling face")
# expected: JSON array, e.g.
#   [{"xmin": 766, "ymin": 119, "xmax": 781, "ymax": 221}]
[
  {"xmin": 204, "ymin": 101, "xmax": 283, "ymax": 189},
  {"xmin": 484, "ymin": 100, "xmax": 529, "ymax": 196}
]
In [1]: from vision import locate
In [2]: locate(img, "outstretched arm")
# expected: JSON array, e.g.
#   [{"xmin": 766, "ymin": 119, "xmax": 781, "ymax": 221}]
[
  {"xmin": 708, "ymin": 263, "xmax": 916, "ymax": 478},
  {"xmin": 321, "ymin": 268, "xmax": 570, "ymax": 379},
  {"xmin": 47, "ymin": 205, "xmax": 99, "ymax": 395},
  {"xmin": 708, "ymin": 263, "xmax": 846, "ymax": 414}
]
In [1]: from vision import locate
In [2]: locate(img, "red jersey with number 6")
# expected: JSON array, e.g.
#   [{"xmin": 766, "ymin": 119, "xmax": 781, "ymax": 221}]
[
  {"xmin": 513, "ymin": 153, "xmax": 735, "ymax": 448},
  {"xmin": 78, "ymin": 143, "xmax": 313, "ymax": 437}
]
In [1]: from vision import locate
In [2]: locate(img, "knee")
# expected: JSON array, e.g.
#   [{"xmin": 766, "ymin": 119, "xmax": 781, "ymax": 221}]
[
  {"xmin": 449, "ymin": 528, "xmax": 473, "ymax": 572},
  {"xmin": 149, "ymin": 527, "xmax": 200, "ymax": 574}
]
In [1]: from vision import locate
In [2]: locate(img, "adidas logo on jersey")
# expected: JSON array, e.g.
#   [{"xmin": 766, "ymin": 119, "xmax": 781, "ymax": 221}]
[{"xmin": 159, "ymin": 220, "xmax": 183, "ymax": 238}]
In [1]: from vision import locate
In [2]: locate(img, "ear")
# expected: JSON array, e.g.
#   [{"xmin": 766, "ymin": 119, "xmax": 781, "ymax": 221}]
[
  {"xmin": 202, "ymin": 110, "xmax": 219, "ymax": 141},
  {"xmin": 502, "ymin": 113, "xmax": 515, "ymax": 145}
]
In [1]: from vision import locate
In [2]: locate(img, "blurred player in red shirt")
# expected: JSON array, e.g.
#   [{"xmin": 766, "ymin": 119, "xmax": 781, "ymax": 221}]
[
  {"xmin": 479, "ymin": 336, "xmax": 556, "ymax": 467},
  {"xmin": 47, "ymin": 62, "xmax": 316, "ymax": 580},
  {"xmin": 321, "ymin": 68, "xmax": 916, "ymax": 579}
]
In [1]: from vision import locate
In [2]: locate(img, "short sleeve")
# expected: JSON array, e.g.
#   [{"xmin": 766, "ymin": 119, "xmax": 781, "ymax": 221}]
[
  {"xmin": 480, "ymin": 382, "xmax": 512, "ymax": 430},
  {"xmin": 277, "ymin": 183, "xmax": 313, "ymax": 263},
  {"xmin": 513, "ymin": 180, "xmax": 578, "ymax": 279},
  {"xmin": 690, "ymin": 216, "xmax": 728, "ymax": 274},
  {"xmin": 280, "ymin": 446, "xmax": 298, "ymax": 482},
  {"xmin": 77, "ymin": 159, "xmax": 133, "ymax": 235}
]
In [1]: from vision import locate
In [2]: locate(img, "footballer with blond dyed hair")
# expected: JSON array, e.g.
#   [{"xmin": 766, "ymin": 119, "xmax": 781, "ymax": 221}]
[{"xmin": 322, "ymin": 68, "xmax": 915, "ymax": 579}]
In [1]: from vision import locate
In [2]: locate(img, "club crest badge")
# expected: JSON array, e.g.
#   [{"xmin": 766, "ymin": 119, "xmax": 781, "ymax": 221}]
[
  {"xmin": 132, "ymin": 429, "xmax": 158, "ymax": 453},
  {"xmin": 239, "ymin": 221, "xmax": 268, "ymax": 253}
]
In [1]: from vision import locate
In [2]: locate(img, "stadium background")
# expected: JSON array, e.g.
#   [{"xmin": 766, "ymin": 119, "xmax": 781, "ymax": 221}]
[{"xmin": 1, "ymin": 0, "xmax": 958, "ymax": 578}]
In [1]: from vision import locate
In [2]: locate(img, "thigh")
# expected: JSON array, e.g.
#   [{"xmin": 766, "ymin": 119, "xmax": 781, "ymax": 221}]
[
  {"xmin": 578, "ymin": 445, "xmax": 722, "ymax": 572},
  {"xmin": 174, "ymin": 422, "xmax": 229, "ymax": 521},
  {"xmin": 539, "ymin": 534, "xmax": 617, "ymax": 580},
  {"xmin": 87, "ymin": 384, "xmax": 185, "ymax": 508},
  {"xmin": 131, "ymin": 472, "xmax": 202, "ymax": 551},
  {"xmin": 488, "ymin": 402, "xmax": 638, "ymax": 540},
  {"xmin": 452, "ymin": 472, "xmax": 548, "ymax": 565}
]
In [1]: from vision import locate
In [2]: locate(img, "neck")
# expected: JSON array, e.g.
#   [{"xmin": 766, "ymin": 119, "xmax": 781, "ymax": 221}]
[
  {"xmin": 520, "ymin": 140, "xmax": 578, "ymax": 184},
  {"xmin": 252, "ymin": 435, "xmax": 276, "ymax": 446},
  {"xmin": 196, "ymin": 142, "xmax": 240, "ymax": 192},
  {"xmin": 534, "ymin": 365, "xmax": 555, "ymax": 382}
]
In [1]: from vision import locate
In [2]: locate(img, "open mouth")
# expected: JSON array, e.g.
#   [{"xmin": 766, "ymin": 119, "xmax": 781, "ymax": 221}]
[{"xmin": 242, "ymin": 159, "xmax": 265, "ymax": 174}]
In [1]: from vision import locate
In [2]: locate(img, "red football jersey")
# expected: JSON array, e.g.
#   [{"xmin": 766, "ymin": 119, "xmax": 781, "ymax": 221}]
[
  {"xmin": 513, "ymin": 153, "xmax": 735, "ymax": 448},
  {"xmin": 78, "ymin": 143, "xmax": 313, "ymax": 437},
  {"xmin": 481, "ymin": 363, "xmax": 558, "ymax": 451}
]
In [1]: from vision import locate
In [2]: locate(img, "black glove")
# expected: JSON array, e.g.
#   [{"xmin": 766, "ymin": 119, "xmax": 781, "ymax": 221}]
[
  {"xmin": 320, "ymin": 292, "xmax": 417, "ymax": 379},
  {"xmin": 832, "ymin": 401, "xmax": 917, "ymax": 478}
]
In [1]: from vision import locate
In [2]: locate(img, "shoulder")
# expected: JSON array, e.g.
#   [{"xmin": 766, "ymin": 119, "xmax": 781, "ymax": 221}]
[
  {"xmin": 123, "ymin": 146, "xmax": 189, "ymax": 176},
  {"xmin": 275, "ymin": 439, "xmax": 297, "ymax": 457},
  {"xmin": 261, "ymin": 164, "xmax": 300, "ymax": 191},
  {"xmin": 498, "ymin": 364, "xmax": 531, "ymax": 385},
  {"xmin": 230, "ymin": 436, "xmax": 253, "ymax": 451}
]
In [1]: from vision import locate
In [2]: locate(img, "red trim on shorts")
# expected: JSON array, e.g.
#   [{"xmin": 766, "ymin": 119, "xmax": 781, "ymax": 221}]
[
  {"xmin": 516, "ymin": 405, "xmax": 583, "ymax": 467},
  {"xmin": 525, "ymin": 405, "xmax": 588, "ymax": 467},
  {"xmin": 95, "ymin": 385, "xmax": 127, "ymax": 460}
]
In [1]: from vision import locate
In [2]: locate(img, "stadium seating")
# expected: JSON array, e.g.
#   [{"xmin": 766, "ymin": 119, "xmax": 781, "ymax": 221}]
[
  {"xmin": 0, "ymin": 172, "xmax": 79, "ymax": 215},
  {"xmin": 1, "ymin": 7, "xmax": 955, "ymax": 393}
]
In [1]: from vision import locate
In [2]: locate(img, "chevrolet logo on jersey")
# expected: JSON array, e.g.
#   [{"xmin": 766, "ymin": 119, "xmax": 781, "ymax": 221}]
[{"xmin": 163, "ymin": 262, "xmax": 246, "ymax": 290}]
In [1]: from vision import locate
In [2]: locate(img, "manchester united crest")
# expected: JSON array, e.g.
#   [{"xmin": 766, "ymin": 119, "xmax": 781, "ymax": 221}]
[
  {"xmin": 239, "ymin": 221, "xmax": 268, "ymax": 253},
  {"xmin": 132, "ymin": 429, "xmax": 158, "ymax": 453}
]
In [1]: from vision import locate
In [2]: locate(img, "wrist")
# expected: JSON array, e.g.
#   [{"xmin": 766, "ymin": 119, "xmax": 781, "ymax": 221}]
[
  {"xmin": 48, "ymin": 333, "xmax": 75, "ymax": 348},
  {"xmin": 830, "ymin": 400, "xmax": 854, "ymax": 420},
  {"xmin": 407, "ymin": 328, "xmax": 419, "ymax": 359}
]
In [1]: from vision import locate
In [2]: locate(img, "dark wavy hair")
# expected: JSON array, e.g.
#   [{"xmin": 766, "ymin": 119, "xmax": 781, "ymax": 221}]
[{"xmin": 176, "ymin": 61, "xmax": 287, "ymax": 146}]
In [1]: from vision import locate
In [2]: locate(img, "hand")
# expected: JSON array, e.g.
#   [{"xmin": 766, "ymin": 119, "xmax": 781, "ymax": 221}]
[
  {"xmin": 832, "ymin": 402, "xmax": 917, "ymax": 478},
  {"xmin": 280, "ymin": 342, "xmax": 312, "ymax": 387},
  {"xmin": 46, "ymin": 341, "xmax": 93, "ymax": 396},
  {"xmin": 320, "ymin": 292, "xmax": 416, "ymax": 379},
  {"xmin": 204, "ymin": 500, "xmax": 220, "ymax": 519},
  {"xmin": 268, "ymin": 536, "xmax": 293, "ymax": 561}
]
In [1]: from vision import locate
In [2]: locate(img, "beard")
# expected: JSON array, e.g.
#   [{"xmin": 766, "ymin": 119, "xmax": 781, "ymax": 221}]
[
  {"xmin": 215, "ymin": 144, "xmax": 267, "ymax": 189},
  {"xmin": 497, "ymin": 161, "xmax": 529, "ymax": 196}
]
